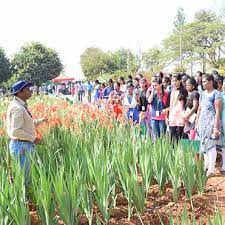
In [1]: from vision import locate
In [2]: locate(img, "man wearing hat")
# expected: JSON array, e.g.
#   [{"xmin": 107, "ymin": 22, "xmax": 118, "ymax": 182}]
[{"xmin": 6, "ymin": 80, "xmax": 47, "ymax": 183}]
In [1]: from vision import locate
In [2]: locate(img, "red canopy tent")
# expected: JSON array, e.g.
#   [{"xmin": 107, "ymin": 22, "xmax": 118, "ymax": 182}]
[{"xmin": 52, "ymin": 75, "xmax": 75, "ymax": 83}]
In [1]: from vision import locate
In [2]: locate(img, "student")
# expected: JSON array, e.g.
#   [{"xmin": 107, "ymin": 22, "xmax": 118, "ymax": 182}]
[
  {"xmin": 148, "ymin": 77, "xmax": 170, "ymax": 141},
  {"xmin": 162, "ymin": 76, "xmax": 172, "ymax": 94},
  {"xmin": 194, "ymin": 71, "xmax": 203, "ymax": 93},
  {"xmin": 183, "ymin": 77, "xmax": 199, "ymax": 140},
  {"xmin": 196, "ymin": 74, "xmax": 222, "ymax": 176},
  {"xmin": 123, "ymin": 83, "xmax": 139, "ymax": 123},
  {"xmin": 166, "ymin": 74, "xmax": 188, "ymax": 142},
  {"xmin": 220, "ymin": 80, "xmax": 225, "ymax": 172}
]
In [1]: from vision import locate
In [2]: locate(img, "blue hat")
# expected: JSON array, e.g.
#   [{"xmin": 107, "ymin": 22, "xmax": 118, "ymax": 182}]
[{"xmin": 11, "ymin": 80, "xmax": 33, "ymax": 95}]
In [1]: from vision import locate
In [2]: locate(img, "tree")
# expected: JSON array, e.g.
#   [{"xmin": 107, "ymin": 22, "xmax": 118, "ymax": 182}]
[
  {"xmin": 162, "ymin": 10, "xmax": 225, "ymax": 71},
  {"xmin": 142, "ymin": 47, "xmax": 162, "ymax": 72},
  {"xmin": 11, "ymin": 42, "xmax": 63, "ymax": 85},
  {"xmin": 0, "ymin": 47, "xmax": 11, "ymax": 83},
  {"xmin": 80, "ymin": 47, "xmax": 110, "ymax": 79},
  {"xmin": 173, "ymin": 7, "xmax": 186, "ymax": 31},
  {"xmin": 80, "ymin": 47, "xmax": 138, "ymax": 79},
  {"xmin": 191, "ymin": 10, "xmax": 225, "ymax": 69},
  {"xmin": 109, "ymin": 48, "xmax": 138, "ymax": 73}
]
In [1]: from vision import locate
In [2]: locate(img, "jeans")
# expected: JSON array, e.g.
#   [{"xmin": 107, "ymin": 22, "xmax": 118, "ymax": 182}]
[
  {"xmin": 78, "ymin": 90, "xmax": 83, "ymax": 102},
  {"xmin": 87, "ymin": 90, "xmax": 92, "ymax": 102},
  {"xmin": 151, "ymin": 120, "xmax": 166, "ymax": 141},
  {"xmin": 9, "ymin": 140, "xmax": 34, "ymax": 185}
]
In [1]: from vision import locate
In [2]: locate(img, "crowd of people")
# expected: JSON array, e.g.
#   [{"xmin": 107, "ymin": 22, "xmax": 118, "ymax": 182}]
[{"xmin": 82, "ymin": 71, "xmax": 225, "ymax": 177}]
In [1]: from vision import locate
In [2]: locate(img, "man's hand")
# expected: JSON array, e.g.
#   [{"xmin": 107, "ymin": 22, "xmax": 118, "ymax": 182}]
[
  {"xmin": 41, "ymin": 117, "xmax": 48, "ymax": 123},
  {"xmin": 34, "ymin": 137, "xmax": 42, "ymax": 145}
]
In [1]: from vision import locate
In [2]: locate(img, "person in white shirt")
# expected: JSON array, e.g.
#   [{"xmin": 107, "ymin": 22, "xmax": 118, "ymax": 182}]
[{"xmin": 123, "ymin": 83, "xmax": 140, "ymax": 123}]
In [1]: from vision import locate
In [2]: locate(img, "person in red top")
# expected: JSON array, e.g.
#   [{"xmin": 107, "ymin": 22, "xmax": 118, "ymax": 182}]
[
  {"xmin": 109, "ymin": 82, "xmax": 123, "ymax": 118},
  {"xmin": 148, "ymin": 77, "xmax": 170, "ymax": 141}
]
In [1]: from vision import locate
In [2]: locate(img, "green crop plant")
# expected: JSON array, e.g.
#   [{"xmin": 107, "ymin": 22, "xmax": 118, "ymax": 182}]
[
  {"xmin": 181, "ymin": 150, "xmax": 196, "ymax": 201},
  {"xmin": 152, "ymin": 138, "xmax": 170, "ymax": 194},
  {"xmin": 0, "ymin": 163, "xmax": 30, "ymax": 225},
  {"xmin": 52, "ymin": 167, "xmax": 82, "ymax": 225},
  {"xmin": 138, "ymin": 139, "xmax": 153, "ymax": 196},
  {"xmin": 168, "ymin": 146, "xmax": 182, "ymax": 202},
  {"xmin": 194, "ymin": 158, "xmax": 207, "ymax": 195},
  {"xmin": 31, "ymin": 163, "xmax": 57, "ymax": 225}
]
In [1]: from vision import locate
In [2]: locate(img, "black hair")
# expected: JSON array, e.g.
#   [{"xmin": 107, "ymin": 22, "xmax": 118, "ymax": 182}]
[
  {"xmin": 202, "ymin": 74, "xmax": 218, "ymax": 89},
  {"xmin": 158, "ymin": 71, "xmax": 164, "ymax": 79},
  {"xmin": 172, "ymin": 73, "xmax": 188, "ymax": 103},
  {"xmin": 172, "ymin": 73, "xmax": 182, "ymax": 81},
  {"xmin": 115, "ymin": 81, "xmax": 121, "ymax": 87},
  {"xmin": 181, "ymin": 72, "xmax": 187, "ymax": 77},
  {"xmin": 215, "ymin": 75, "xmax": 223, "ymax": 83},
  {"xmin": 186, "ymin": 77, "xmax": 197, "ymax": 91},
  {"xmin": 127, "ymin": 83, "xmax": 134, "ymax": 89},
  {"xmin": 182, "ymin": 74, "xmax": 190, "ymax": 83},
  {"xmin": 195, "ymin": 71, "xmax": 203, "ymax": 77},
  {"xmin": 163, "ymin": 76, "xmax": 171, "ymax": 85},
  {"xmin": 153, "ymin": 77, "xmax": 165, "ymax": 96}
]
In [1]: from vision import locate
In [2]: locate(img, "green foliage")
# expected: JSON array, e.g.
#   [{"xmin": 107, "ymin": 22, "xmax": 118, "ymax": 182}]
[
  {"xmin": 80, "ymin": 47, "xmax": 110, "ymax": 79},
  {"xmin": 11, "ymin": 42, "xmax": 63, "ymax": 85},
  {"xmin": 162, "ymin": 10, "xmax": 225, "ymax": 70},
  {"xmin": 174, "ymin": 64, "xmax": 187, "ymax": 73},
  {"xmin": 174, "ymin": 7, "xmax": 186, "ymax": 30},
  {"xmin": 80, "ymin": 47, "xmax": 138, "ymax": 80},
  {"xmin": 143, "ymin": 47, "xmax": 163, "ymax": 71},
  {"xmin": 2, "ymin": 74, "xmax": 19, "ymax": 89},
  {"xmin": 1, "ymin": 97, "xmax": 225, "ymax": 224},
  {"xmin": 109, "ymin": 48, "xmax": 138, "ymax": 73},
  {"xmin": 0, "ymin": 47, "xmax": 12, "ymax": 83}
]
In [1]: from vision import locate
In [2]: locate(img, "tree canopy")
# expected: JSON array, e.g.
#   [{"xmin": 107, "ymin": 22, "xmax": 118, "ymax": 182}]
[
  {"xmin": 11, "ymin": 42, "xmax": 63, "ymax": 85},
  {"xmin": 80, "ymin": 47, "xmax": 139, "ymax": 79},
  {"xmin": 162, "ymin": 10, "xmax": 225, "ymax": 71},
  {"xmin": 0, "ymin": 47, "xmax": 11, "ymax": 83}
]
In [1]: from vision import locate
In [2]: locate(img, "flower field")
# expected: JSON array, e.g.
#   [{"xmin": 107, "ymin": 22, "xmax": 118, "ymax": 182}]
[{"xmin": 0, "ymin": 96, "xmax": 224, "ymax": 225}]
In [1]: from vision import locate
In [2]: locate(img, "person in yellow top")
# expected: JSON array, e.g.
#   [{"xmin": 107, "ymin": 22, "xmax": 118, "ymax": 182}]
[{"xmin": 6, "ymin": 80, "xmax": 47, "ymax": 184}]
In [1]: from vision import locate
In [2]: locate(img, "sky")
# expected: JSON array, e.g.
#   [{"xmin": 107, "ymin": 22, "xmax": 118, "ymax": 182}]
[{"xmin": 0, "ymin": 0, "xmax": 224, "ymax": 79}]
